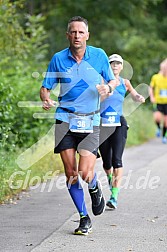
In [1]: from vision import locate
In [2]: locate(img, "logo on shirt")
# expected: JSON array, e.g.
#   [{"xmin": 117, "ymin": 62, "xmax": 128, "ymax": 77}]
[{"xmin": 66, "ymin": 67, "xmax": 72, "ymax": 73}]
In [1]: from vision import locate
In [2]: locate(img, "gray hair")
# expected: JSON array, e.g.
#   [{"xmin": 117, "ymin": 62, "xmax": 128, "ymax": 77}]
[{"xmin": 67, "ymin": 16, "xmax": 88, "ymax": 32}]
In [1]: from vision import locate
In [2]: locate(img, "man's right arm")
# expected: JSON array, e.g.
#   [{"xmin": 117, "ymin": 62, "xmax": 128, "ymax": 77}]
[{"xmin": 40, "ymin": 87, "xmax": 55, "ymax": 110}]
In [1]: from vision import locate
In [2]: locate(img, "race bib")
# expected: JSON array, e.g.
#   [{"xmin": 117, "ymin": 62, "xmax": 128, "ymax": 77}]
[
  {"xmin": 160, "ymin": 89, "xmax": 167, "ymax": 97},
  {"xmin": 101, "ymin": 111, "xmax": 121, "ymax": 127},
  {"xmin": 69, "ymin": 114, "xmax": 93, "ymax": 133}
]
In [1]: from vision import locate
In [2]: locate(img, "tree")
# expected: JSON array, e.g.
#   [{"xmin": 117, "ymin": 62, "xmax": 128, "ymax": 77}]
[{"xmin": 0, "ymin": 0, "xmax": 49, "ymax": 150}]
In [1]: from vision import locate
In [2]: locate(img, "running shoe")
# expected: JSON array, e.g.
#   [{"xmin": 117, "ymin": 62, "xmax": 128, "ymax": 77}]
[
  {"xmin": 106, "ymin": 197, "xmax": 117, "ymax": 209},
  {"xmin": 156, "ymin": 128, "xmax": 161, "ymax": 137},
  {"xmin": 162, "ymin": 137, "xmax": 167, "ymax": 144},
  {"xmin": 89, "ymin": 180, "xmax": 105, "ymax": 216},
  {"xmin": 74, "ymin": 215, "xmax": 92, "ymax": 235}
]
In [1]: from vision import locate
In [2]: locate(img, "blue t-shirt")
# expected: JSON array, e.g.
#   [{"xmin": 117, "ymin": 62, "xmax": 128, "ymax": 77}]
[
  {"xmin": 100, "ymin": 77, "xmax": 126, "ymax": 126},
  {"xmin": 42, "ymin": 46, "xmax": 115, "ymax": 126}
]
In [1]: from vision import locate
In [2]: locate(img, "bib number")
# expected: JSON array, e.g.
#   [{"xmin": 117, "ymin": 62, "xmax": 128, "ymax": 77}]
[
  {"xmin": 101, "ymin": 112, "xmax": 121, "ymax": 127},
  {"xmin": 160, "ymin": 89, "xmax": 167, "ymax": 97},
  {"xmin": 69, "ymin": 114, "xmax": 93, "ymax": 133}
]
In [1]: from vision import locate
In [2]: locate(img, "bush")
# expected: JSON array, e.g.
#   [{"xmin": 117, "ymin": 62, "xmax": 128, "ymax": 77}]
[{"xmin": 0, "ymin": 0, "xmax": 49, "ymax": 150}]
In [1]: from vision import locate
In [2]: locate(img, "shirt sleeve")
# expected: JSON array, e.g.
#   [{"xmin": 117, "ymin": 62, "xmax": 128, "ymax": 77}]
[
  {"xmin": 42, "ymin": 54, "xmax": 59, "ymax": 90},
  {"xmin": 100, "ymin": 50, "xmax": 115, "ymax": 82}
]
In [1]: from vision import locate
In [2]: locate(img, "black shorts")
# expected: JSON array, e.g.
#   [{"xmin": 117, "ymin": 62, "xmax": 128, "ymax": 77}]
[
  {"xmin": 99, "ymin": 116, "xmax": 128, "ymax": 169},
  {"xmin": 54, "ymin": 120, "xmax": 100, "ymax": 156},
  {"xmin": 157, "ymin": 104, "xmax": 167, "ymax": 115}
]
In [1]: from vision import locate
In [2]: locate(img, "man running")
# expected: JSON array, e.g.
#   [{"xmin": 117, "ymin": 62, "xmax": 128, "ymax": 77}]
[{"xmin": 40, "ymin": 16, "xmax": 116, "ymax": 235}]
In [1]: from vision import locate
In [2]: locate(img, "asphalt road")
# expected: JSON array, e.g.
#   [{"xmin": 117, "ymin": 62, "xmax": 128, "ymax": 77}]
[{"xmin": 0, "ymin": 137, "xmax": 167, "ymax": 252}]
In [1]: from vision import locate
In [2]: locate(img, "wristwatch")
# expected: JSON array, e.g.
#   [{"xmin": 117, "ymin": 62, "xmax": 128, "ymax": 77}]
[{"xmin": 108, "ymin": 85, "xmax": 113, "ymax": 93}]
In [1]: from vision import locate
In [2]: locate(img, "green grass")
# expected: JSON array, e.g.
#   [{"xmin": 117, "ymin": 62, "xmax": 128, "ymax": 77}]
[
  {"xmin": 126, "ymin": 106, "xmax": 155, "ymax": 147},
  {"xmin": 0, "ymin": 106, "xmax": 156, "ymax": 203},
  {"xmin": 0, "ymin": 149, "xmax": 63, "ymax": 204}
]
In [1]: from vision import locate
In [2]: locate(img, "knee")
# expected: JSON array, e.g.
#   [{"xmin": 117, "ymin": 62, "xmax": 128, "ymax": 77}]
[
  {"xmin": 113, "ymin": 160, "xmax": 123, "ymax": 168},
  {"xmin": 79, "ymin": 170, "xmax": 94, "ymax": 183},
  {"xmin": 103, "ymin": 161, "xmax": 112, "ymax": 170},
  {"xmin": 65, "ymin": 169, "xmax": 78, "ymax": 184}
]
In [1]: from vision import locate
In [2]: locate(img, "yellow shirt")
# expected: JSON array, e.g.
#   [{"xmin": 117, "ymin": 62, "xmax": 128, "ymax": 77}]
[{"xmin": 150, "ymin": 73, "xmax": 167, "ymax": 104}]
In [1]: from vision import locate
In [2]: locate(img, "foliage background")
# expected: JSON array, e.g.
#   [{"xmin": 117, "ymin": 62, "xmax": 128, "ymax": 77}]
[{"xmin": 0, "ymin": 0, "xmax": 167, "ymax": 202}]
